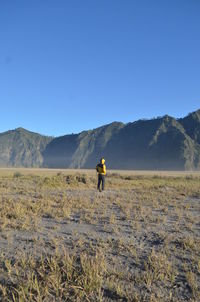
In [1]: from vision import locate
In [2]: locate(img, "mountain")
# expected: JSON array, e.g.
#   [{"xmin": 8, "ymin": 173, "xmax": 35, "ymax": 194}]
[
  {"xmin": 179, "ymin": 110, "xmax": 200, "ymax": 144},
  {"xmin": 43, "ymin": 122, "xmax": 124, "ymax": 168},
  {"xmin": 0, "ymin": 128, "xmax": 52, "ymax": 167},
  {"xmin": 43, "ymin": 113, "xmax": 200, "ymax": 170},
  {"xmin": 0, "ymin": 110, "xmax": 200, "ymax": 170}
]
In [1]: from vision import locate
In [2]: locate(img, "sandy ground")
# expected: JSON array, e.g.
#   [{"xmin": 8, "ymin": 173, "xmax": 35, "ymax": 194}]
[{"xmin": 0, "ymin": 180, "xmax": 199, "ymax": 301}]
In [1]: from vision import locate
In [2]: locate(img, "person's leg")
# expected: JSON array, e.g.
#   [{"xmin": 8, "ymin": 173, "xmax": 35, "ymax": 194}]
[
  {"xmin": 102, "ymin": 175, "xmax": 105, "ymax": 191},
  {"xmin": 97, "ymin": 174, "xmax": 101, "ymax": 191},
  {"xmin": 98, "ymin": 174, "xmax": 102, "ymax": 191}
]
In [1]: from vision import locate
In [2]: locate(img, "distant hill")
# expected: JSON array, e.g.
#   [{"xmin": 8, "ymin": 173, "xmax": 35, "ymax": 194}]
[
  {"xmin": 0, "ymin": 128, "xmax": 52, "ymax": 167},
  {"xmin": 0, "ymin": 110, "xmax": 200, "ymax": 170}
]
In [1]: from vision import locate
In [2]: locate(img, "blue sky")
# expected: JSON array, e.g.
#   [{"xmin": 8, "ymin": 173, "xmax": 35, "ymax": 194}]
[{"xmin": 0, "ymin": 0, "xmax": 200, "ymax": 136}]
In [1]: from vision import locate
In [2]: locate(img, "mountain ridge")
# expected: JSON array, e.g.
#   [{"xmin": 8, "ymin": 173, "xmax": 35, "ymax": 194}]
[{"xmin": 0, "ymin": 110, "xmax": 200, "ymax": 170}]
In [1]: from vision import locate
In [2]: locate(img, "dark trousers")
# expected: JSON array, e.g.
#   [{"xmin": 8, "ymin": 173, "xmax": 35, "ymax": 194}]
[{"xmin": 97, "ymin": 174, "xmax": 105, "ymax": 191}]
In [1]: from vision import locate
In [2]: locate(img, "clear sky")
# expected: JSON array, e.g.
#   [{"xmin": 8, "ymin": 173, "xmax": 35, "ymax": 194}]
[{"xmin": 0, "ymin": 0, "xmax": 200, "ymax": 136}]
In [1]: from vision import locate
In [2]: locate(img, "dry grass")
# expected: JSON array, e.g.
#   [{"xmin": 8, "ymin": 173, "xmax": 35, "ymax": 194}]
[{"xmin": 0, "ymin": 169, "xmax": 199, "ymax": 301}]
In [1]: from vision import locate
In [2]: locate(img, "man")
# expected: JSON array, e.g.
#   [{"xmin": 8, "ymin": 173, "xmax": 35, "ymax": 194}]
[{"xmin": 96, "ymin": 158, "xmax": 106, "ymax": 192}]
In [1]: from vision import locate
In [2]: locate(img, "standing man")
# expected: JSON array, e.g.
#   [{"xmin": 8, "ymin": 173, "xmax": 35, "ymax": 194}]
[{"xmin": 96, "ymin": 158, "xmax": 106, "ymax": 192}]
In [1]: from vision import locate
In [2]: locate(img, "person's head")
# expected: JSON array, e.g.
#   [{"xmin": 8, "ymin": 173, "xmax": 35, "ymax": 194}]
[{"xmin": 100, "ymin": 158, "xmax": 105, "ymax": 164}]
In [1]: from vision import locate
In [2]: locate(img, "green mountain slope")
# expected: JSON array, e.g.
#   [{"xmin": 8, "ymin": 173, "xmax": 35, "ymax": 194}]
[
  {"xmin": 84, "ymin": 115, "xmax": 200, "ymax": 170},
  {"xmin": 0, "ymin": 128, "xmax": 53, "ymax": 167},
  {"xmin": 43, "ymin": 122, "xmax": 124, "ymax": 168},
  {"xmin": 0, "ymin": 110, "xmax": 200, "ymax": 170},
  {"xmin": 42, "ymin": 110, "xmax": 200, "ymax": 170},
  {"xmin": 179, "ymin": 110, "xmax": 200, "ymax": 144}
]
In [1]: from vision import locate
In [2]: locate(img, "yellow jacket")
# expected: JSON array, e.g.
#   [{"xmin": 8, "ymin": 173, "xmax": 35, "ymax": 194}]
[{"xmin": 96, "ymin": 158, "xmax": 106, "ymax": 175}]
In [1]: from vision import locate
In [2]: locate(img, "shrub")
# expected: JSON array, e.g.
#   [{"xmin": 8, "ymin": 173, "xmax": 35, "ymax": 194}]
[{"xmin": 13, "ymin": 172, "xmax": 23, "ymax": 178}]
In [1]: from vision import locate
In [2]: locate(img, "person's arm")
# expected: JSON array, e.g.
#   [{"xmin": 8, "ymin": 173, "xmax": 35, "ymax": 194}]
[{"xmin": 103, "ymin": 164, "xmax": 106, "ymax": 174}]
